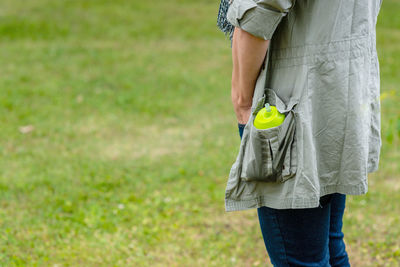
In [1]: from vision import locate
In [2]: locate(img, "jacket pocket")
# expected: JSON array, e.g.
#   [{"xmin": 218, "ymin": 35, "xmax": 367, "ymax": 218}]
[{"xmin": 240, "ymin": 89, "xmax": 298, "ymax": 183}]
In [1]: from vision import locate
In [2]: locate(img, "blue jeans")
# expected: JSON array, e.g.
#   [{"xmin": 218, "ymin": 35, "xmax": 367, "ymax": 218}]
[{"xmin": 238, "ymin": 123, "xmax": 350, "ymax": 266}]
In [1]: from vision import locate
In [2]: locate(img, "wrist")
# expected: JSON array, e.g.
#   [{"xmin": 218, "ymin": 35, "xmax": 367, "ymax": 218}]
[
  {"xmin": 235, "ymin": 107, "xmax": 252, "ymax": 124},
  {"xmin": 231, "ymin": 93, "xmax": 253, "ymax": 110}
]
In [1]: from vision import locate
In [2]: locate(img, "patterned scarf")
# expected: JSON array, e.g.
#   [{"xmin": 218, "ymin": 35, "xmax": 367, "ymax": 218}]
[{"xmin": 217, "ymin": 0, "xmax": 234, "ymax": 44}]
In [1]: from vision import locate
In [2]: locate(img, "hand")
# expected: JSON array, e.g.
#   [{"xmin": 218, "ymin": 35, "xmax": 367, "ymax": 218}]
[{"xmin": 233, "ymin": 104, "xmax": 252, "ymax": 125}]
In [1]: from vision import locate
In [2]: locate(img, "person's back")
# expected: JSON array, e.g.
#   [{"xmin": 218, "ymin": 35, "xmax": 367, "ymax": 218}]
[
  {"xmin": 224, "ymin": 0, "xmax": 382, "ymax": 211},
  {"xmin": 267, "ymin": 0, "xmax": 382, "ymax": 198}
]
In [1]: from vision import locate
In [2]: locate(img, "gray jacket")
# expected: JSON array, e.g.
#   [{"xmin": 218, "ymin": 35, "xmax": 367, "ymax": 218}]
[{"xmin": 225, "ymin": 0, "xmax": 383, "ymax": 211}]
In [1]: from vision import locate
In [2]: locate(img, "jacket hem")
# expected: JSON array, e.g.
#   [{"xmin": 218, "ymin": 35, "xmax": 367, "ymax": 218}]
[{"xmin": 225, "ymin": 180, "xmax": 368, "ymax": 212}]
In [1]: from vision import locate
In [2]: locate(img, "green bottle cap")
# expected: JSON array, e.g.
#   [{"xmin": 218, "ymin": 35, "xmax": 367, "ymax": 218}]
[{"xmin": 254, "ymin": 103, "xmax": 286, "ymax": 129}]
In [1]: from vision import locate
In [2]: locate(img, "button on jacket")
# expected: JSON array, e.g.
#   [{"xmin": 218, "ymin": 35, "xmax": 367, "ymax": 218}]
[{"xmin": 225, "ymin": 0, "xmax": 383, "ymax": 211}]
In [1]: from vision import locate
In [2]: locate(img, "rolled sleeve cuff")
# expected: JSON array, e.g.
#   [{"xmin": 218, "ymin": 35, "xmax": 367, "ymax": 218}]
[{"xmin": 227, "ymin": 0, "xmax": 285, "ymax": 40}]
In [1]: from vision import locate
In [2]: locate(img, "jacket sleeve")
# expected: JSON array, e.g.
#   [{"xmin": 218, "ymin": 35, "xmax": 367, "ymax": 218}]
[{"xmin": 226, "ymin": 0, "xmax": 295, "ymax": 40}]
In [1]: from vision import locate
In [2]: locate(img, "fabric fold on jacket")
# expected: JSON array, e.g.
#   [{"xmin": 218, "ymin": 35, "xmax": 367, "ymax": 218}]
[{"xmin": 226, "ymin": 0, "xmax": 295, "ymax": 40}]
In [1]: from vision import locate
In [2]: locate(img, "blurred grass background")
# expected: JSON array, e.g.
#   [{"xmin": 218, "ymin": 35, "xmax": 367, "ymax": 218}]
[{"xmin": 0, "ymin": 0, "xmax": 399, "ymax": 266}]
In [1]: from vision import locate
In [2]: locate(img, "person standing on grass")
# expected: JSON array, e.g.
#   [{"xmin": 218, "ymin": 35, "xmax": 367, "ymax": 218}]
[{"xmin": 218, "ymin": 0, "xmax": 383, "ymax": 266}]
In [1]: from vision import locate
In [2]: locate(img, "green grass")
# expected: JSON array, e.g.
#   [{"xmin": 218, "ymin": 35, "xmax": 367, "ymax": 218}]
[{"xmin": 0, "ymin": 0, "xmax": 399, "ymax": 266}]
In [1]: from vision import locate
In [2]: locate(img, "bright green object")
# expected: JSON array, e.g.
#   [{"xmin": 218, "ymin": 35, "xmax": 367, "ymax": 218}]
[{"xmin": 254, "ymin": 103, "xmax": 285, "ymax": 129}]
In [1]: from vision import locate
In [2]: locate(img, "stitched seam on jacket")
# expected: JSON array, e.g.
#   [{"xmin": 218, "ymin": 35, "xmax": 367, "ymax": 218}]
[
  {"xmin": 271, "ymin": 34, "xmax": 368, "ymax": 53},
  {"xmin": 269, "ymin": 47, "xmax": 368, "ymax": 68},
  {"xmin": 270, "ymin": 35, "xmax": 369, "ymax": 60}
]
